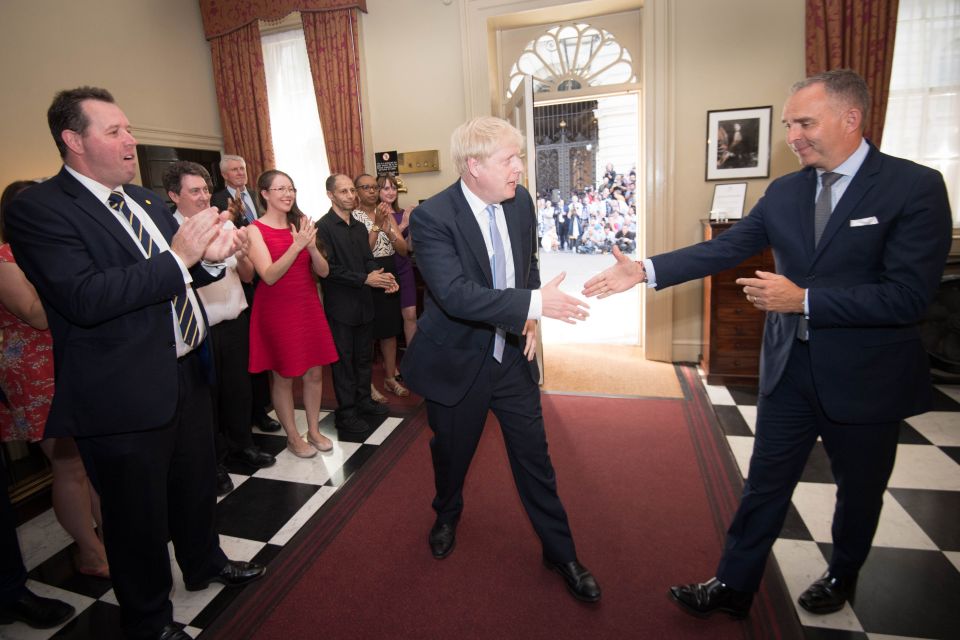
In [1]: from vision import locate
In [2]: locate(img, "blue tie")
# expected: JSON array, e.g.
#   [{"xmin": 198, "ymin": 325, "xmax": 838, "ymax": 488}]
[
  {"xmin": 108, "ymin": 191, "xmax": 201, "ymax": 348},
  {"xmin": 486, "ymin": 204, "xmax": 506, "ymax": 362}
]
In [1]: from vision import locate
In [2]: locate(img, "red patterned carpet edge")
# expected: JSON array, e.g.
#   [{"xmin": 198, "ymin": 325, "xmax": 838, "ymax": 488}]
[{"xmin": 206, "ymin": 374, "xmax": 802, "ymax": 639}]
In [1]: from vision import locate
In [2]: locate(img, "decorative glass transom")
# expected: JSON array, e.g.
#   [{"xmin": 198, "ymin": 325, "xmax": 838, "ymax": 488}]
[{"xmin": 506, "ymin": 23, "xmax": 636, "ymax": 99}]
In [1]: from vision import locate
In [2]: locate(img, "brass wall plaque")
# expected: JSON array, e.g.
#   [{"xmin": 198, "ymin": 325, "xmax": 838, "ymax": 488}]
[{"xmin": 398, "ymin": 150, "xmax": 440, "ymax": 174}]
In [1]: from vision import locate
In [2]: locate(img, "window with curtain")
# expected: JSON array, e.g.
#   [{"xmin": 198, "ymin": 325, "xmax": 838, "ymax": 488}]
[
  {"xmin": 261, "ymin": 28, "xmax": 331, "ymax": 220},
  {"xmin": 881, "ymin": 0, "xmax": 960, "ymax": 225}
]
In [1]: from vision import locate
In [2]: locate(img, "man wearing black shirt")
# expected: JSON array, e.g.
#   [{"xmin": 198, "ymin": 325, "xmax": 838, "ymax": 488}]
[{"xmin": 316, "ymin": 174, "xmax": 398, "ymax": 433}]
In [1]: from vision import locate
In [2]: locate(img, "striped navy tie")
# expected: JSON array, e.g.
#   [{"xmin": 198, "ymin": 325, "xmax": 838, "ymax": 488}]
[{"xmin": 108, "ymin": 191, "xmax": 201, "ymax": 348}]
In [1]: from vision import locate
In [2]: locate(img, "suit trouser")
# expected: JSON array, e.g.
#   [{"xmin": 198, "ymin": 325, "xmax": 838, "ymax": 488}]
[
  {"xmin": 328, "ymin": 317, "xmax": 373, "ymax": 420},
  {"xmin": 716, "ymin": 340, "xmax": 900, "ymax": 592},
  {"xmin": 76, "ymin": 350, "xmax": 227, "ymax": 639},
  {"xmin": 426, "ymin": 339, "xmax": 578, "ymax": 563},
  {"xmin": 209, "ymin": 312, "xmax": 254, "ymax": 460},
  {"xmin": 0, "ymin": 454, "xmax": 27, "ymax": 605}
]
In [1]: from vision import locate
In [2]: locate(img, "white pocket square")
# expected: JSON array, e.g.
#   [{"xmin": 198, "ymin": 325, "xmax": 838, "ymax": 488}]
[{"xmin": 850, "ymin": 216, "xmax": 879, "ymax": 227}]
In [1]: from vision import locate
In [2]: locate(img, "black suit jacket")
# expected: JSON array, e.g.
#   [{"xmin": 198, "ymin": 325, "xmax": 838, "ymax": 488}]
[
  {"xmin": 652, "ymin": 144, "xmax": 952, "ymax": 423},
  {"xmin": 5, "ymin": 167, "xmax": 220, "ymax": 437},
  {"xmin": 401, "ymin": 181, "xmax": 540, "ymax": 407}
]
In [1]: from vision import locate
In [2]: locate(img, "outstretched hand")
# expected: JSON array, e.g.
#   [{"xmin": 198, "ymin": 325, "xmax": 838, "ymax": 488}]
[
  {"xmin": 541, "ymin": 272, "xmax": 589, "ymax": 324},
  {"xmin": 582, "ymin": 246, "xmax": 646, "ymax": 298}
]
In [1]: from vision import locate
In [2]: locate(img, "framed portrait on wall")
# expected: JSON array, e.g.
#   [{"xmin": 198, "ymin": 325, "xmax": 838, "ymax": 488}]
[{"xmin": 706, "ymin": 106, "xmax": 772, "ymax": 181}]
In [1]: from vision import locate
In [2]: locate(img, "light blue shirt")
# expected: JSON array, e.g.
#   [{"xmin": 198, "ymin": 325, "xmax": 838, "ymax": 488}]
[{"xmin": 459, "ymin": 180, "xmax": 542, "ymax": 320}]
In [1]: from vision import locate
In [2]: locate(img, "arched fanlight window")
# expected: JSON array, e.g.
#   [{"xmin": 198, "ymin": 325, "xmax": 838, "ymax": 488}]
[{"xmin": 506, "ymin": 23, "xmax": 637, "ymax": 100}]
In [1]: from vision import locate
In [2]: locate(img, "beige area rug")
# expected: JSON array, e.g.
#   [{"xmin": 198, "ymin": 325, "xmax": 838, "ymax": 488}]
[{"xmin": 541, "ymin": 343, "xmax": 683, "ymax": 398}]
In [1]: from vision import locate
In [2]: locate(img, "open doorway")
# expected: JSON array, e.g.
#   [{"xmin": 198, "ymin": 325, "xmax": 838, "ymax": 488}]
[{"xmin": 534, "ymin": 93, "xmax": 642, "ymax": 348}]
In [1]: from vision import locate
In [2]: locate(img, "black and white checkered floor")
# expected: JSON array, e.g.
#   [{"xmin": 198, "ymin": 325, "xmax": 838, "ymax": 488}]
[
  {"xmin": 704, "ymin": 375, "xmax": 960, "ymax": 640},
  {"xmin": 8, "ymin": 377, "xmax": 960, "ymax": 639},
  {"xmin": 7, "ymin": 410, "xmax": 405, "ymax": 640}
]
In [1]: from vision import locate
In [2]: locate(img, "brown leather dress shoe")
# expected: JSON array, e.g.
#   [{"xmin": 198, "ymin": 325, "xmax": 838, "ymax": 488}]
[
  {"xmin": 544, "ymin": 558, "xmax": 601, "ymax": 603},
  {"xmin": 798, "ymin": 572, "xmax": 856, "ymax": 614},
  {"xmin": 669, "ymin": 577, "xmax": 753, "ymax": 619},
  {"xmin": 184, "ymin": 559, "xmax": 265, "ymax": 591}
]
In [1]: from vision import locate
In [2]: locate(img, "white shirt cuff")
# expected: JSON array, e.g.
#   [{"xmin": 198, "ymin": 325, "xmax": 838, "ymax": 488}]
[{"xmin": 528, "ymin": 289, "xmax": 542, "ymax": 320}]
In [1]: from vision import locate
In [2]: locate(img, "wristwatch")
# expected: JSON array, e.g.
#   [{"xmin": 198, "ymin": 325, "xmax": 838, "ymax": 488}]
[{"xmin": 370, "ymin": 225, "xmax": 381, "ymax": 233}]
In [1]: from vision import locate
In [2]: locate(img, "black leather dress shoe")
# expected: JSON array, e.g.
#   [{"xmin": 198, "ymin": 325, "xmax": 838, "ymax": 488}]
[
  {"xmin": 358, "ymin": 400, "xmax": 389, "ymax": 416},
  {"xmin": 231, "ymin": 445, "xmax": 276, "ymax": 469},
  {"xmin": 215, "ymin": 465, "xmax": 234, "ymax": 497},
  {"xmin": 157, "ymin": 622, "xmax": 193, "ymax": 639},
  {"xmin": 798, "ymin": 572, "xmax": 856, "ymax": 614},
  {"xmin": 184, "ymin": 560, "xmax": 265, "ymax": 591},
  {"xmin": 255, "ymin": 416, "xmax": 282, "ymax": 432},
  {"xmin": 428, "ymin": 521, "xmax": 457, "ymax": 559},
  {"xmin": 0, "ymin": 588, "xmax": 75, "ymax": 629},
  {"xmin": 669, "ymin": 577, "xmax": 753, "ymax": 619},
  {"xmin": 336, "ymin": 415, "xmax": 370, "ymax": 434},
  {"xmin": 544, "ymin": 558, "xmax": 601, "ymax": 603}
]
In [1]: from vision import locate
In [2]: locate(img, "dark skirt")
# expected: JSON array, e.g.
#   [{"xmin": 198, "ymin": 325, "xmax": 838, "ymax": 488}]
[{"xmin": 371, "ymin": 254, "xmax": 402, "ymax": 339}]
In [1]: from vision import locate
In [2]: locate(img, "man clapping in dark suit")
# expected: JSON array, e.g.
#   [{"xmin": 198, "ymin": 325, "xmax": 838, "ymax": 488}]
[
  {"xmin": 6, "ymin": 87, "xmax": 264, "ymax": 640},
  {"xmin": 584, "ymin": 69, "xmax": 952, "ymax": 619},
  {"xmin": 401, "ymin": 117, "xmax": 600, "ymax": 603}
]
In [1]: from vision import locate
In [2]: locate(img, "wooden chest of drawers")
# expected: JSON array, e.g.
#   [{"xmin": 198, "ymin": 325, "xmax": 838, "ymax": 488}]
[{"xmin": 701, "ymin": 220, "xmax": 776, "ymax": 387}]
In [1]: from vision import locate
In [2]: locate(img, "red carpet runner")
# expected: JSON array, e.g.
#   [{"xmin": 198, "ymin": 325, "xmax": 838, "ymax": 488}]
[{"xmin": 209, "ymin": 367, "xmax": 801, "ymax": 639}]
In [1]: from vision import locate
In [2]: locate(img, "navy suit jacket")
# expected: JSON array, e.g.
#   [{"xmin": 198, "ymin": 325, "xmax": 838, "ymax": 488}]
[
  {"xmin": 401, "ymin": 181, "xmax": 540, "ymax": 407},
  {"xmin": 5, "ymin": 167, "xmax": 220, "ymax": 437},
  {"xmin": 653, "ymin": 144, "xmax": 952, "ymax": 424}
]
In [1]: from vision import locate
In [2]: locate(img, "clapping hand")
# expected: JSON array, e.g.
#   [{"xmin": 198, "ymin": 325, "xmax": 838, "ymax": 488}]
[
  {"xmin": 365, "ymin": 268, "xmax": 399, "ymax": 293},
  {"xmin": 291, "ymin": 215, "xmax": 317, "ymax": 250}
]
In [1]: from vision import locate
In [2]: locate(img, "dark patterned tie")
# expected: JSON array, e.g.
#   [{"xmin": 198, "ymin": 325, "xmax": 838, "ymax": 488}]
[
  {"xmin": 239, "ymin": 190, "xmax": 256, "ymax": 224},
  {"xmin": 814, "ymin": 172, "xmax": 841, "ymax": 246},
  {"xmin": 108, "ymin": 191, "xmax": 201, "ymax": 348},
  {"xmin": 485, "ymin": 204, "xmax": 507, "ymax": 362}
]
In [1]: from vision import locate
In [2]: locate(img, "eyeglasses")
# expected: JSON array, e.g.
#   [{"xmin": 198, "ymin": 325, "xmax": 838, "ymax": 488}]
[
  {"xmin": 268, "ymin": 187, "xmax": 297, "ymax": 194},
  {"xmin": 357, "ymin": 184, "xmax": 380, "ymax": 191}
]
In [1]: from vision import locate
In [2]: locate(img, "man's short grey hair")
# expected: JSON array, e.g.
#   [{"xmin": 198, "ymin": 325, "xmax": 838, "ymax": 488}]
[
  {"xmin": 219, "ymin": 154, "xmax": 246, "ymax": 172},
  {"xmin": 791, "ymin": 68, "xmax": 871, "ymax": 129},
  {"xmin": 450, "ymin": 117, "xmax": 524, "ymax": 176}
]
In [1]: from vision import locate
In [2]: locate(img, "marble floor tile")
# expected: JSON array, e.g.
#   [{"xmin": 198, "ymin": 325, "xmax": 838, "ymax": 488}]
[
  {"xmin": 887, "ymin": 444, "xmax": 960, "ymax": 490},
  {"xmin": 724, "ymin": 435, "xmax": 754, "ymax": 478},
  {"xmin": 16, "ymin": 509, "xmax": 73, "ymax": 571},
  {"xmin": 736, "ymin": 404, "xmax": 757, "ymax": 433},
  {"xmin": 269, "ymin": 485, "xmax": 337, "ymax": 546},
  {"xmin": 902, "ymin": 411, "xmax": 960, "ymax": 446},
  {"xmin": 365, "ymin": 416, "xmax": 404, "ymax": 445},
  {"xmin": 703, "ymin": 383, "xmax": 735, "ymax": 406},
  {"xmin": 771, "ymin": 538, "xmax": 863, "ymax": 631}
]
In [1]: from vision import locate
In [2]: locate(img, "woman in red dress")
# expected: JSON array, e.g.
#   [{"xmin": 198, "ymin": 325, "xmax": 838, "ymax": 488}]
[
  {"xmin": 0, "ymin": 180, "xmax": 107, "ymax": 578},
  {"xmin": 246, "ymin": 171, "xmax": 338, "ymax": 458}
]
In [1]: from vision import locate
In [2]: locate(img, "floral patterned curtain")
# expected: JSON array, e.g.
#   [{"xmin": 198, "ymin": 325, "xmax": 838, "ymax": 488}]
[
  {"xmin": 209, "ymin": 22, "xmax": 274, "ymax": 181},
  {"xmin": 806, "ymin": 0, "xmax": 900, "ymax": 145},
  {"xmin": 301, "ymin": 9, "xmax": 365, "ymax": 179}
]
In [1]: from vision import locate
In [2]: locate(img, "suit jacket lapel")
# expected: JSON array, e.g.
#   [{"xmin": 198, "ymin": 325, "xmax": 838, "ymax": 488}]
[
  {"xmin": 503, "ymin": 197, "xmax": 526, "ymax": 288},
  {"xmin": 813, "ymin": 146, "xmax": 880, "ymax": 262},
  {"xmin": 451, "ymin": 184, "xmax": 495, "ymax": 286},
  {"xmin": 798, "ymin": 168, "xmax": 817, "ymax": 258},
  {"xmin": 56, "ymin": 169, "xmax": 145, "ymax": 262}
]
